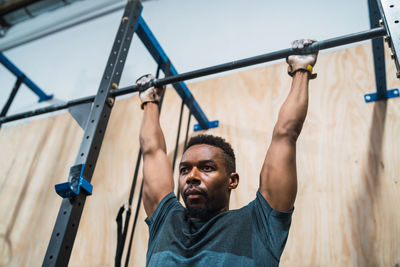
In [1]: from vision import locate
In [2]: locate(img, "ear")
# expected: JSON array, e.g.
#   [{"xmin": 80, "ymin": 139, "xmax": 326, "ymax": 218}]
[{"xmin": 228, "ymin": 172, "xmax": 239, "ymax": 190}]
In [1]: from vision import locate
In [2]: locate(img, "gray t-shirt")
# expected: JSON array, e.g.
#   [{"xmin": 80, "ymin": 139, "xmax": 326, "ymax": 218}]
[{"xmin": 145, "ymin": 190, "xmax": 293, "ymax": 267}]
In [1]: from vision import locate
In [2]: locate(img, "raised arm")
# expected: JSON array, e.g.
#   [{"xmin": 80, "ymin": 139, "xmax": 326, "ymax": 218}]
[
  {"xmin": 137, "ymin": 74, "xmax": 174, "ymax": 217},
  {"xmin": 259, "ymin": 39, "xmax": 318, "ymax": 212}
]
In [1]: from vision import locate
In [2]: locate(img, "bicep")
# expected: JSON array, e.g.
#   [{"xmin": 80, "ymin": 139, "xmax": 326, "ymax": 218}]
[
  {"xmin": 142, "ymin": 149, "xmax": 174, "ymax": 217},
  {"xmin": 259, "ymin": 136, "xmax": 297, "ymax": 211}
]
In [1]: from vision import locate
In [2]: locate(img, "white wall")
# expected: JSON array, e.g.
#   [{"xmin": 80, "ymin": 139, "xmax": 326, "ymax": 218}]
[{"xmin": 0, "ymin": 0, "xmax": 370, "ymax": 122}]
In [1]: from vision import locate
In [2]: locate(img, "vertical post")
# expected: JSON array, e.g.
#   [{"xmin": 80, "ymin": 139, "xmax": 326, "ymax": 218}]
[
  {"xmin": 364, "ymin": 0, "xmax": 400, "ymax": 102},
  {"xmin": 42, "ymin": 1, "xmax": 142, "ymax": 266},
  {"xmin": 368, "ymin": 0, "xmax": 387, "ymax": 99},
  {"xmin": 376, "ymin": 0, "xmax": 400, "ymax": 77}
]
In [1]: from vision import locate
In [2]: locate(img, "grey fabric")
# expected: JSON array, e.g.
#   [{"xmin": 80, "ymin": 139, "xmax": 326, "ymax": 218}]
[{"xmin": 145, "ymin": 190, "xmax": 293, "ymax": 267}]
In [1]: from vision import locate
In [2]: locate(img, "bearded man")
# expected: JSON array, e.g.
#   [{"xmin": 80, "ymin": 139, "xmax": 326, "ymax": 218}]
[{"xmin": 137, "ymin": 39, "xmax": 318, "ymax": 266}]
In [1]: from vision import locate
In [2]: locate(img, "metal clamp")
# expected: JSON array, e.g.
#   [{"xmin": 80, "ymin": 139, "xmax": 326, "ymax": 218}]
[
  {"xmin": 194, "ymin": 120, "xmax": 219, "ymax": 131},
  {"xmin": 55, "ymin": 164, "xmax": 93, "ymax": 198}
]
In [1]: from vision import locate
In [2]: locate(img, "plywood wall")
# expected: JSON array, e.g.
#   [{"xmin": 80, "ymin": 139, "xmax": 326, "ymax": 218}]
[{"xmin": 1, "ymin": 43, "xmax": 400, "ymax": 267}]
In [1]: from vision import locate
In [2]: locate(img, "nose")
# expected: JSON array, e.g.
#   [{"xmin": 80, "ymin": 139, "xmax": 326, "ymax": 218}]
[{"xmin": 186, "ymin": 167, "xmax": 201, "ymax": 186}]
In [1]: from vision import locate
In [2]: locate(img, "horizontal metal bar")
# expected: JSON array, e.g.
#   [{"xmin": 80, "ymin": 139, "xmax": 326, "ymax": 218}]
[
  {"xmin": 151, "ymin": 27, "xmax": 386, "ymax": 87},
  {"xmin": 115, "ymin": 27, "xmax": 387, "ymax": 90},
  {"xmin": 0, "ymin": 27, "xmax": 386, "ymax": 125},
  {"xmin": 0, "ymin": 87, "xmax": 140, "ymax": 124}
]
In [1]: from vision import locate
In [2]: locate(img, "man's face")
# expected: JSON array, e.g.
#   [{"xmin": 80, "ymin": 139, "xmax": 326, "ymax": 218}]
[{"xmin": 179, "ymin": 144, "xmax": 236, "ymax": 219}]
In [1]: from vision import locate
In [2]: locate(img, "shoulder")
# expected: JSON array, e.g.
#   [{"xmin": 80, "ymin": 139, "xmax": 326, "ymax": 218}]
[
  {"xmin": 145, "ymin": 192, "xmax": 183, "ymax": 227},
  {"xmin": 249, "ymin": 190, "xmax": 294, "ymax": 218},
  {"xmin": 250, "ymin": 190, "xmax": 294, "ymax": 244}
]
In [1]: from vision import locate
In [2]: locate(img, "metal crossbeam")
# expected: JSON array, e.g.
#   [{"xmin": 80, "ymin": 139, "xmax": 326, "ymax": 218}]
[{"xmin": 118, "ymin": 27, "xmax": 387, "ymax": 91}]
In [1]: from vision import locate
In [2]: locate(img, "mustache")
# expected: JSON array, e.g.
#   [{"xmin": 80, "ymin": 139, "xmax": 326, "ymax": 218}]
[{"xmin": 183, "ymin": 187, "xmax": 208, "ymax": 198}]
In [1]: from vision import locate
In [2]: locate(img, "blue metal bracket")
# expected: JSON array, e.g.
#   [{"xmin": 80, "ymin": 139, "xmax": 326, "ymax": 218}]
[
  {"xmin": 364, "ymin": 88, "xmax": 399, "ymax": 102},
  {"xmin": 0, "ymin": 52, "xmax": 53, "ymax": 102},
  {"xmin": 194, "ymin": 120, "xmax": 219, "ymax": 131},
  {"xmin": 55, "ymin": 164, "xmax": 93, "ymax": 198},
  {"xmin": 136, "ymin": 17, "xmax": 218, "ymax": 131},
  {"xmin": 364, "ymin": 0, "xmax": 399, "ymax": 102}
]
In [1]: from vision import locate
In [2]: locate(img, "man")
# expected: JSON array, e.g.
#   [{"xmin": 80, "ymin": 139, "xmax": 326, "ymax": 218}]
[{"xmin": 137, "ymin": 39, "xmax": 318, "ymax": 266}]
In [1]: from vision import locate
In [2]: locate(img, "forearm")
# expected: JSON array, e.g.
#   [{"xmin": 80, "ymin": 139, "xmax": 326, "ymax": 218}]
[
  {"xmin": 260, "ymin": 39, "xmax": 316, "ymax": 211},
  {"xmin": 136, "ymin": 76, "xmax": 173, "ymax": 216},
  {"xmin": 139, "ymin": 102, "xmax": 167, "ymax": 154},
  {"xmin": 274, "ymin": 71, "xmax": 309, "ymax": 141},
  {"xmin": 260, "ymin": 73, "xmax": 308, "ymax": 211},
  {"xmin": 139, "ymin": 102, "xmax": 173, "ymax": 216}
]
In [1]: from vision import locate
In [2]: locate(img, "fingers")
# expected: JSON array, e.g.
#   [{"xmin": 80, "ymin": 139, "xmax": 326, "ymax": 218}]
[
  {"xmin": 291, "ymin": 39, "xmax": 303, "ymax": 49},
  {"xmin": 136, "ymin": 73, "xmax": 155, "ymax": 86},
  {"xmin": 155, "ymin": 86, "xmax": 164, "ymax": 96},
  {"xmin": 291, "ymin": 39, "xmax": 316, "ymax": 49},
  {"xmin": 286, "ymin": 38, "xmax": 319, "ymax": 78},
  {"xmin": 303, "ymin": 39, "xmax": 315, "ymax": 46},
  {"xmin": 136, "ymin": 73, "xmax": 166, "ymax": 91}
]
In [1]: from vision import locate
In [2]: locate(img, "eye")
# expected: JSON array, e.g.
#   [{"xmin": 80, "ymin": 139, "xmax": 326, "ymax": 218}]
[
  {"xmin": 202, "ymin": 165, "xmax": 214, "ymax": 172},
  {"xmin": 180, "ymin": 167, "xmax": 189, "ymax": 175}
]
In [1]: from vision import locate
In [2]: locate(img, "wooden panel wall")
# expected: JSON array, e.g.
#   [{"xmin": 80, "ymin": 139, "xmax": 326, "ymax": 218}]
[{"xmin": 1, "ymin": 43, "xmax": 399, "ymax": 266}]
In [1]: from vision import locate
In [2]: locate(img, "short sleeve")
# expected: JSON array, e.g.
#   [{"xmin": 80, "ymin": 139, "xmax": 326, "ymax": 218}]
[
  {"xmin": 251, "ymin": 190, "xmax": 294, "ymax": 260},
  {"xmin": 145, "ymin": 192, "xmax": 183, "ymax": 242}
]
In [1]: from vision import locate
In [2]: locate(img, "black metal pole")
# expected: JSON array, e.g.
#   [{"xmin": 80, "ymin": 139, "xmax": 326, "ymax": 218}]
[
  {"xmin": 42, "ymin": 1, "xmax": 142, "ymax": 266},
  {"xmin": 151, "ymin": 27, "xmax": 387, "ymax": 87},
  {"xmin": 124, "ymin": 179, "xmax": 143, "ymax": 267},
  {"xmin": 171, "ymin": 101, "xmax": 185, "ymax": 173},
  {"xmin": 0, "ymin": 94, "xmax": 101, "ymax": 124},
  {"xmin": 0, "ymin": 27, "xmax": 386, "ymax": 125},
  {"xmin": 177, "ymin": 110, "xmax": 192, "ymax": 202},
  {"xmin": 0, "ymin": 75, "xmax": 25, "ymax": 117}
]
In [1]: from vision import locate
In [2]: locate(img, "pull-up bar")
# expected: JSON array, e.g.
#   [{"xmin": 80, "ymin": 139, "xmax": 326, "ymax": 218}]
[
  {"xmin": 126, "ymin": 27, "xmax": 388, "ymax": 90},
  {"xmin": 0, "ymin": 26, "xmax": 388, "ymax": 125}
]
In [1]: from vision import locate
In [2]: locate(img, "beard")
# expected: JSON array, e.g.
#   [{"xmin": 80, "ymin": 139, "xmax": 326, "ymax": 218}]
[
  {"xmin": 185, "ymin": 204, "xmax": 216, "ymax": 221},
  {"xmin": 183, "ymin": 187, "xmax": 217, "ymax": 221}
]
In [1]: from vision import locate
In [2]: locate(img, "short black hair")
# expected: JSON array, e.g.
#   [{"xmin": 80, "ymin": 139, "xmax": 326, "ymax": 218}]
[{"xmin": 184, "ymin": 134, "xmax": 236, "ymax": 174}]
